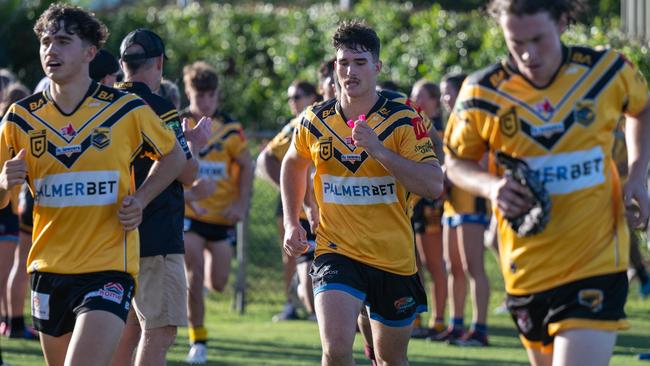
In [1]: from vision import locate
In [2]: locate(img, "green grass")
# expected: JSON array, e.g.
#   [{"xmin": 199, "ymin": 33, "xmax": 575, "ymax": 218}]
[{"xmin": 4, "ymin": 178, "xmax": 650, "ymax": 365}]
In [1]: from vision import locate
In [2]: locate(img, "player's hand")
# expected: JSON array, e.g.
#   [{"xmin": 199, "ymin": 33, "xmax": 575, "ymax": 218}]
[
  {"xmin": 0, "ymin": 149, "xmax": 27, "ymax": 191},
  {"xmin": 351, "ymin": 119, "xmax": 381, "ymax": 154},
  {"xmin": 187, "ymin": 178, "xmax": 217, "ymax": 202},
  {"xmin": 283, "ymin": 222, "xmax": 309, "ymax": 257},
  {"xmin": 489, "ymin": 176, "xmax": 533, "ymax": 219},
  {"xmin": 183, "ymin": 116, "xmax": 212, "ymax": 150},
  {"xmin": 222, "ymin": 200, "xmax": 247, "ymax": 223},
  {"xmin": 623, "ymin": 174, "xmax": 650, "ymax": 229},
  {"xmin": 118, "ymin": 195, "xmax": 144, "ymax": 231}
]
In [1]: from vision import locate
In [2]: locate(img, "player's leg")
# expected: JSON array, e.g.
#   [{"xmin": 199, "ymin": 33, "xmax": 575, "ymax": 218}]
[
  {"xmin": 110, "ymin": 309, "xmax": 140, "ymax": 366},
  {"xmin": 369, "ymin": 319, "xmax": 412, "ymax": 366},
  {"xmin": 40, "ymin": 332, "xmax": 73, "ymax": 365},
  {"xmin": 453, "ymin": 221, "xmax": 489, "ymax": 346},
  {"xmin": 434, "ymin": 223, "xmax": 465, "ymax": 341},
  {"xmin": 316, "ymin": 291, "xmax": 362, "ymax": 366},
  {"xmin": 205, "ymin": 239, "xmax": 233, "ymax": 293},
  {"xmin": 552, "ymin": 329, "xmax": 616, "ymax": 366},
  {"xmin": 65, "ymin": 311, "xmax": 126, "ymax": 365},
  {"xmin": 416, "ymin": 227, "xmax": 446, "ymax": 333},
  {"xmin": 525, "ymin": 348, "xmax": 553, "ymax": 366},
  {"xmin": 274, "ymin": 215, "xmax": 299, "ymax": 321},
  {"xmin": 629, "ymin": 227, "xmax": 650, "ymax": 297},
  {"xmin": 183, "ymin": 228, "xmax": 209, "ymax": 358},
  {"xmin": 296, "ymin": 259, "xmax": 314, "ymax": 316},
  {"xmin": 357, "ymin": 307, "xmax": 377, "ymax": 365},
  {"xmin": 7, "ymin": 231, "xmax": 36, "ymax": 340}
]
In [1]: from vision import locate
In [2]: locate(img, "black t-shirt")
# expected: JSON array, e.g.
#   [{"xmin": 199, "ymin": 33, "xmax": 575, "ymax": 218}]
[{"xmin": 114, "ymin": 81, "xmax": 192, "ymax": 257}]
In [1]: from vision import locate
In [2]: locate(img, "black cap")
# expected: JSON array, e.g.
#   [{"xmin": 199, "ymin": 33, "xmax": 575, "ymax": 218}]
[
  {"xmin": 89, "ymin": 49, "xmax": 120, "ymax": 82},
  {"xmin": 120, "ymin": 28, "xmax": 168, "ymax": 63}
]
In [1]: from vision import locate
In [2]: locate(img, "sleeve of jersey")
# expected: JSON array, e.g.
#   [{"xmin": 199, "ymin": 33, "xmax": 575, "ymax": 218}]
[
  {"xmin": 136, "ymin": 105, "xmax": 177, "ymax": 160},
  {"xmin": 161, "ymin": 109, "xmax": 192, "ymax": 160},
  {"xmin": 266, "ymin": 129, "xmax": 290, "ymax": 161},
  {"xmin": 292, "ymin": 115, "xmax": 312, "ymax": 159},
  {"xmin": 225, "ymin": 124, "xmax": 247, "ymax": 158},
  {"xmin": 618, "ymin": 54, "xmax": 650, "ymax": 116},
  {"xmin": 0, "ymin": 107, "xmax": 17, "ymax": 166},
  {"xmin": 397, "ymin": 113, "xmax": 438, "ymax": 163},
  {"xmin": 443, "ymin": 87, "xmax": 487, "ymax": 161}
]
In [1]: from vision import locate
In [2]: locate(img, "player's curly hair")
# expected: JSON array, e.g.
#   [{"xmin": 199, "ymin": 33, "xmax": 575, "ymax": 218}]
[
  {"xmin": 332, "ymin": 20, "xmax": 380, "ymax": 61},
  {"xmin": 488, "ymin": 0, "xmax": 587, "ymax": 25},
  {"xmin": 33, "ymin": 3, "xmax": 108, "ymax": 48},
  {"xmin": 183, "ymin": 61, "xmax": 219, "ymax": 92}
]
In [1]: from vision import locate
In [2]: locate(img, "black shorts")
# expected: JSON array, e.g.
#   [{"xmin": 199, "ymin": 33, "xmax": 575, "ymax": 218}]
[
  {"xmin": 30, "ymin": 271, "xmax": 135, "ymax": 337},
  {"xmin": 184, "ymin": 218, "xmax": 236, "ymax": 246},
  {"xmin": 19, "ymin": 184, "xmax": 34, "ymax": 234},
  {"xmin": 311, "ymin": 253, "xmax": 427, "ymax": 327},
  {"xmin": 411, "ymin": 198, "xmax": 442, "ymax": 234},
  {"xmin": 0, "ymin": 204, "xmax": 19, "ymax": 241},
  {"xmin": 297, "ymin": 219, "xmax": 316, "ymax": 265},
  {"xmin": 507, "ymin": 272, "xmax": 628, "ymax": 349}
]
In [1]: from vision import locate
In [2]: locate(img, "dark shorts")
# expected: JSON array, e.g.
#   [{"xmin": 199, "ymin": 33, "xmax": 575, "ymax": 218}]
[
  {"xmin": 19, "ymin": 184, "xmax": 34, "ymax": 234},
  {"xmin": 184, "ymin": 218, "xmax": 236, "ymax": 246},
  {"xmin": 507, "ymin": 272, "xmax": 628, "ymax": 350},
  {"xmin": 411, "ymin": 198, "xmax": 442, "ymax": 234},
  {"xmin": 30, "ymin": 271, "xmax": 135, "ymax": 337},
  {"xmin": 311, "ymin": 253, "xmax": 427, "ymax": 327},
  {"xmin": 0, "ymin": 204, "xmax": 19, "ymax": 242},
  {"xmin": 296, "ymin": 219, "xmax": 315, "ymax": 264}
]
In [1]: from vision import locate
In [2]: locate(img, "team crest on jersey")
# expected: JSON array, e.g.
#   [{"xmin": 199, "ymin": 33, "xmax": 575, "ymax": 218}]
[
  {"xmin": 574, "ymin": 100, "xmax": 595, "ymax": 126},
  {"xmin": 578, "ymin": 289, "xmax": 604, "ymax": 313},
  {"xmin": 92, "ymin": 127, "xmax": 111, "ymax": 150},
  {"xmin": 319, "ymin": 137, "xmax": 332, "ymax": 161},
  {"xmin": 29, "ymin": 130, "xmax": 47, "ymax": 158},
  {"xmin": 499, "ymin": 109, "xmax": 519, "ymax": 137}
]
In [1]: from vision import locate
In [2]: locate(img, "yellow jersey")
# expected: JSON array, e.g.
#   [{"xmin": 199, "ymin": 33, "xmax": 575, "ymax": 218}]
[
  {"xmin": 294, "ymin": 95, "xmax": 438, "ymax": 275},
  {"xmin": 0, "ymin": 82, "xmax": 177, "ymax": 276},
  {"xmin": 181, "ymin": 109, "xmax": 248, "ymax": 225},
  {"xmin": 445, "ymin": 46, "xmax": 649, "ymax": 294}
]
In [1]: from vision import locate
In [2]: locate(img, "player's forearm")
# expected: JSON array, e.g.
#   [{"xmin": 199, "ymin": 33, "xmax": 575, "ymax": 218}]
[
  {"xmin": 0, "ymin": 190, "xmax": 10, "ymax": 209},
  {"xmin": 255, "ymin": 149, "xmax": 281, "ymax": 188},
  {"xmin": 446, "ymin": 155, "xmax": 499, "ymax": 199},
  {"xmin": 281, "ymin": 151, "xmax": 309, "ymax": 226},
  {"xmin": 176, "ymin": 157, "xmax": 199, "ymax": 185},
  {"xmin": 626, "ymin": 104, "xmax": 650, "ymax": 182},
  {"xmin": 370, "ymin": 145, "xmax": 444, "ymax": 199},
  {"xmin": 135, "ymin": 142, "xmax": 186, "ymax": 207}
]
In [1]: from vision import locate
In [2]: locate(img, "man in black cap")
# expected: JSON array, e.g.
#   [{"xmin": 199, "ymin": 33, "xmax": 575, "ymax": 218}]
[
  {"xmin": 89, "ymin": 49, "xmax": 120, "ymax": 86},
  {"xmin": 110, "ymin": 28, "xmax": 211, "ymax": 366}
]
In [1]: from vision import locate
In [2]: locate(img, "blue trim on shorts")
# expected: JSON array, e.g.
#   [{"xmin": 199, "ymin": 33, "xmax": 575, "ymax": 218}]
[
  {"xmin": 0, "ymin": 235, "xmax": 18, "ymax": 242},
  {"xmin": 368, "ymin": 304, "xmax": 428, "ymax": 327},
  {"xmin": 442, "ymin": 214, "xmax": 489, "ymax": 228},
  {"xmin": 313, "ymin": 283, "xmax": 366, "ymax": 301}
]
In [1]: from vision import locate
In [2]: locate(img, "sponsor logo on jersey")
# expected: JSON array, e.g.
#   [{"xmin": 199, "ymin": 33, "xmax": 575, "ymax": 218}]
[
  {"xmin": 29, "ymin": 129, "xmax": 47, "ymax": 158},
  {"xmin": 523, "ymin": 147, "xmax": 605, "ymax": 195},
  {"xmin": 499, "ymin": 109, "xmax": 519, "ymax": 137},
  {"xmin": 341, "ymin": 154, "xmax": 362, "ymax": 162},
  {"xmin": 411, "ymin": 117, "xmax": 428, "ymax": 140},
  {"xmin": 514, "ymin": 309, "xmax": 533, "ymax": 333},
  {"xmin": 530, "ymin": 122, "xmax": 565, "ymax": 137},
  {"xmin": 574, "ymin": 100, "xmax": 595, "ymax": 126},
  {"xmin": 578, "ymin": 289, "xmax": 604, "ymax": 313},
  {"xmin": 415, "ymin": 140, "xmax": 434, "ymax": 154},
  {"xmin": 31, "ymin": 291, "xmax": 50, "ymax": 320},
  {"xmin": 34, "ymin": 170, "xmax": 119, "ymax": 207},
  {"xmin": 319, "ymin": 137, "xmax": 332, "ymax": 161},
  {"xmin": 198, "ymin": 160, "xmax": 227, "ymax": 180},
  {"xmin": 321, "ymin": 175, "xmax": 398, "ymax": 205},
  {"xmin": 60, "ymin": 123, "xmax": 77, "ymax": 139},
  {"xmin": 55, "ymin": 145, "xmax": 82, "ymax": 156}
]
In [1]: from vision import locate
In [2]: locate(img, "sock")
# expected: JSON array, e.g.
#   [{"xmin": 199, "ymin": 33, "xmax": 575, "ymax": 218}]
[
  {"xmin": 432, "ymin": 318, "xmax": 446, "ymax": 331},
  {"xmin": 189, "ymin": 326, "xmax": 208, "ymax": 345},
  {"xmin": 9, "ymin": 316, "xmax": 25, "ymax": 332},
  {"xmin": 364, "ymin": 344, "xmax": 376, "ymax": 361},
  {"xmin": 451, "ymin": 317, "xmax": 464, "ymax": 330},
  {"xmin": 412, "ymin": 314, "xmax": 422, "ymax": 328},
  {"xmin": 472, "ymin": 323, "xmax": 488, "ymax": 336}
]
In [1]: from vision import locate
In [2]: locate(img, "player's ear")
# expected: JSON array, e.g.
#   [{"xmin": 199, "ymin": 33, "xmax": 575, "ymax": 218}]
[
  {"xmin": 84, "ymin": 44, "xmax": 98, "ymax": 64},
  {"xmin": 374, "ymin": 59, "xmax": 382, "ymax": 74}
]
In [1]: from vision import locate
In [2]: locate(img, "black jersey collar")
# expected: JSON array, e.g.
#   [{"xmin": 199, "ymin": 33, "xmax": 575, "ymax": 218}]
[
  {"xmin": 334, "ymin": 92, "xmax": 387, "ymax": 123},
  {"xmin": 113, "ymin": 81, "xmax": 152, "ymax": 95},
  {"xmin": 44, "ymin": 80, "xmax": 99, "ymax": 117}
]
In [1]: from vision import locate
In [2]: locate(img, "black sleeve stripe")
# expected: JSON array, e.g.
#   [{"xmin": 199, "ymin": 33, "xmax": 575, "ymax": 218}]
[
  {"xmin": 457, "ymin": 99, "xmax": 500, "ymax": 116},
  {"xmin": 222, "ymin": 129, "xmax": 242, "ymax": 141},
  {"xmin": 585, "ymin": 57, "xmax": 625, "ymax": 100},
  {"xmin": 5, "ymin": 112, "xmax": 33, "ymax": 133},
  {"xmin": 377, "ymin": 117, "xmax": 412, "ymax": 142},
  {"xmin": 141, "ymin": 132, "xmax": 163, "ymax": 157},
  {"xmin": 159, "ymin": 110, "xmax": 177, "ymax": 120},
  {"xmin": 420, "ymin": 154, "xmax": 437, "ymax": 161}
]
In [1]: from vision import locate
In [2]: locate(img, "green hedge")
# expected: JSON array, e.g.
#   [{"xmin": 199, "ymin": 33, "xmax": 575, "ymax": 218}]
[{"xmin": 1, "ymin": 1, "xmax": 647, "ymax": 130}]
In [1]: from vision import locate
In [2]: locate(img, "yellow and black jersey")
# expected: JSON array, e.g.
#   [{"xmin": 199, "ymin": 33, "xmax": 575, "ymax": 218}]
[
  {"xmin": 293, "ymin": 95, "xmax": 438, "ymax": 275},
  {"xmin": 181, "ymin": 109, "xmax": 248, "ymax": 225},
  {"xmin": 114, "ymin": 81, "xmax": 191, "ymax": 258},
  {"xmin": 0, "ymin": 81, "xmax": 177, "ymax": 277},
  {"xmin": 267, "ymin": 117, "xmax": 299, "ymax": 162},
  {"xmin": 445, "ymin": 45, "xmax": 649, "ymax": 295}
]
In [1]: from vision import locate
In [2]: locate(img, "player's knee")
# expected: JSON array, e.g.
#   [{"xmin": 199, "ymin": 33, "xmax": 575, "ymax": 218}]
[
  {"xmin": 374, "ymin": 348, "xmax": 408, "ymax": 366},
  {"xmin": 209, "ymin": 275, "xmax": 228, "ymax": 292},
  {"xmin": 143, "ymin": 326, "xmax": 177, "ymax": 350},
  {"xmin": 322, "ymin": 342, "xmax": 352, "ymax": 363}
]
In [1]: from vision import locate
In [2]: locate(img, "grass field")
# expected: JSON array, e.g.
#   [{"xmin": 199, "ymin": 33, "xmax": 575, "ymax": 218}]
[{"xmin": 3, "ymin": 178, "xmax": 650, "ymax": 365}]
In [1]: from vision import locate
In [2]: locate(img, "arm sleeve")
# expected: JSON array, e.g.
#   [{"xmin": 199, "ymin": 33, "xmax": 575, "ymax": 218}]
[
  {"xmin": 396, "ymin": 112, "xmax": 438, "ymax": 163},
  {"xmin": 136, "ymin": 104, "xmax": 177, "ymax": 160},
  {"xmin": 161, "ymin": 108, "xmax": 192, "ymax": 160},
  {"xmin": 618, "ymin": 53, "xmax": 650, "ymax": 116},
  {"xmin": 225, "ymin": 124, "xmax": 247, "ymax": 159},
  {"xmin": 443, "ymin": 85, "xmax": 489, "ymax": 161},
  {"xmin": 292, "ymin": 114, "xmax": 313, "ymax": 159}
]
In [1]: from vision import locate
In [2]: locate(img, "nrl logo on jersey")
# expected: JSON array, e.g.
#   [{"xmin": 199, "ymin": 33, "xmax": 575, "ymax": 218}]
[
  {"xmin": 574, "ymin": 100, "xmax": 595, "ymax": 126},
  {"xmin": 499, "ymin": 109, "xmax": 519, "ymax": 138},
  {"xmin": 319, "ymin": 137, "xmax": 332, "ymax": 161}
]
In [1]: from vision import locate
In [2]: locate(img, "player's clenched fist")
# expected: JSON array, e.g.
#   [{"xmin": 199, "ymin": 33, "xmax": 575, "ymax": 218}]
[
  {"xmin": 0, "ymin": 149, "xmax": 27, "ymax": 191},
  {"xmin": 283, "ymin": 222, "xmax": 309, "ymax": 257},
  {"xmin": 118, "ymin": 195, "xmax": 144, "ymax": 231},
  {"xmin": 351, "ymin": 118, "xmax": 380, "ymax": 153}
]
